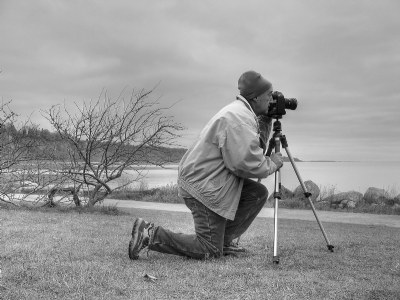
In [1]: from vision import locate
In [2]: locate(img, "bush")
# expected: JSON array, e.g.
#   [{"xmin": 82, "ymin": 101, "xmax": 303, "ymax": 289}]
[
  {"xmin": 140, "ymin": 184, "xmax": 182, "ymax": 203},
  {"xmin": 107, "ymin": 183, "xmax": 182, "ymax": 204},
  {"xmin": 352, "ymin": 201, "xmax": 399, "ymax": 215},
  {"xmin": 274, "ymin": 198, "xmax": 309, "ymax": 210}
]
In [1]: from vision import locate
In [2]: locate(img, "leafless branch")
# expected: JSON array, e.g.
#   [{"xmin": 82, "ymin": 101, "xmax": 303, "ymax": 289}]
[{"xmin": 44, "ymin": 87, "xmax": 183, "ymax": 206}]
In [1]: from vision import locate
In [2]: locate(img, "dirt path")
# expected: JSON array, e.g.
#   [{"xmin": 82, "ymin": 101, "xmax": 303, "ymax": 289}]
[{"xmin": 104, "ymin": 199, "xmax": 400, "ymax": 228}]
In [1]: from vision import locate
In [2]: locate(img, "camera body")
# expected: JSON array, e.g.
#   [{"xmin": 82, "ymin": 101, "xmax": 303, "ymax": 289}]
[{"xmin": 267, "ymin": 91, "xmax": 297, "ymax": 118}]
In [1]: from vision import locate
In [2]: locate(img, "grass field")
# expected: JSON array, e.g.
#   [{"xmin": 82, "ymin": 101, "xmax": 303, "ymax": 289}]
[{"xmin": 0, "ymin": 207, "xmax": 399, "ymax": 300}]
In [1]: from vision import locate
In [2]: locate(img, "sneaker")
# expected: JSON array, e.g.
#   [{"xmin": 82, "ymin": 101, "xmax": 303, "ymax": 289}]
[
  {"xmin": 223, "ymin": 241, "xmax": 246, "ymax": 256},
  {"xmin": 128, "ymin": 218, "xmax": 154, "ymax": 260}
]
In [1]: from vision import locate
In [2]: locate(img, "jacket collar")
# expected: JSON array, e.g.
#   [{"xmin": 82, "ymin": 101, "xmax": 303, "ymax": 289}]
[
  {"xmin": 236, "ymin": 95, "xmax": 257, "ymax": 119},
  {"xmin": 236, "ymin": 95, "xmax": 260, "ymax": 133}
]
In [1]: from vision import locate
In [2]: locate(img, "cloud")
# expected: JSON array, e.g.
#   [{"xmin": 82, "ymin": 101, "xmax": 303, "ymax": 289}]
[{"xmin": 0, "ymin": 0, "xmax": 399, "ymax": 161}]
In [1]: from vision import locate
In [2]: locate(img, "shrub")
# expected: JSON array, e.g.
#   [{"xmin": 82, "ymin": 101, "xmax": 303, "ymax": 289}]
[
  {"xmin": 276, "ymin": 198, "xmax": 308, "ymax": 210},
  {"xmin": 107, "ymin": 183, "xmax": 182, "ymax": 203},
  {"xmin": 140, "ymin": 184, "xmax": 181, "ymax": 203}
]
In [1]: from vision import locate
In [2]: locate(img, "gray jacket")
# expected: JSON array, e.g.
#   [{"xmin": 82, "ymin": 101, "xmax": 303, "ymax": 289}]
[{"xmin": 178, "ymin": 96, "xmax": 277, "ymax": 220}]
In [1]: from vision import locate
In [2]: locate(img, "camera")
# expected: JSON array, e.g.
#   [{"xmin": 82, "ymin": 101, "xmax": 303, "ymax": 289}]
[{"xmin": 267, "ymin": 91, "xmax": 297, "ymax": 117}]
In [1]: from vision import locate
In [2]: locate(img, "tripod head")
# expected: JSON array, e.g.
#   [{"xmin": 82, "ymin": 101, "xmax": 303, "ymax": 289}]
[
  {"xmin": 266, "ymin": 118, "xmax": 288, "ymax": 157},
  {"xmin": 272, "ymin": 118, "xmax": 282, "ymax": 133}
]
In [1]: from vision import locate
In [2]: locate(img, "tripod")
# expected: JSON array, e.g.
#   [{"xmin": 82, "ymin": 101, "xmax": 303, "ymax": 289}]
[{"xmin": 265, "ymin": 118, "xmax": 334, "ymax": 264}]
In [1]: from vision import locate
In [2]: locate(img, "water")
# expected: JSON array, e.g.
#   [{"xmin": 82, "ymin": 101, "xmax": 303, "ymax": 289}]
[{"xmin": 118, "ymin": 162, "xmax": 400, "ymax": 195}]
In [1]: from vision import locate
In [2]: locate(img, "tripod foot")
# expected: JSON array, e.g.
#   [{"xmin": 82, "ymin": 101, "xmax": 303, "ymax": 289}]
[
  {"xmin": 327, "ymin": 245, "xmax": 334, "ymax": 252},
  {"xmin": 273, "ymin": 256, "xmax": 280, "ymax": 264}
]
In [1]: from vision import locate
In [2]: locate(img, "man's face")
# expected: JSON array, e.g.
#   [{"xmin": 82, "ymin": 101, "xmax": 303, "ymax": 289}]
[{"xmin": 254, "ymin": 88, "xmax": 273, "ymax": 116}]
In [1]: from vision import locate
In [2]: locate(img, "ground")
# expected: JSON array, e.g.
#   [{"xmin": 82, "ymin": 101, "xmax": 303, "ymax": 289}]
[{"xmin": 0, "ymin": 207, "xmax": 399, "ymax": 299}]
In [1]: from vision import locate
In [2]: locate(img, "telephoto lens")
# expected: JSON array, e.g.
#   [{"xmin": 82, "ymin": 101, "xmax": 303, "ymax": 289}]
[{"xmin": 284, "ymin": 98, "xmax": 297, "ymax": 110}]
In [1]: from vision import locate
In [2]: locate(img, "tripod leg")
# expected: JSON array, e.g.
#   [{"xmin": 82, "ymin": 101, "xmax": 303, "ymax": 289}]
[
  {"xmin": 273, "ymin": 168, "xmax": 280, "ymax": 264},
  {"xmin": 272, "ymin": 136, "xmax": 282, "ymax": 264},
  {"xmin": 283, "ymin": 145, "xmax": 334, "ymax": 252}
]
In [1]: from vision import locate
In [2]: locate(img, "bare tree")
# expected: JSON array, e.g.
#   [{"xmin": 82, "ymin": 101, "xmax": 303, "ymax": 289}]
[
  {"xmin": 45, "ymin": 88, "xmax": 184, "ymax": 207},
  {"xmin": 0, "ymin": 101, "xmax": 25, "ymax": 206},
  {"xmin": 0, "ymin": 101, "xmax": 23, "ymax": 170},
  {"xmin": 0, "ymin": 101, "xmax": 61, "ymax": 206}
]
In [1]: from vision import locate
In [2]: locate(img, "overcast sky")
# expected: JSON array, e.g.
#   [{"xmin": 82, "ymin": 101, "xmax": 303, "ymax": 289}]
[{"xmin": 1, "ymin": 0, "xmax": 399, "ymax": 161}]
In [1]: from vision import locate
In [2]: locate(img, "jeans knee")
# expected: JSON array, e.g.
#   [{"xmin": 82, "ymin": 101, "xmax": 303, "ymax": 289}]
[{"xmin": 244, "ymin": 179, "xmax": 268, "ymax": 202}]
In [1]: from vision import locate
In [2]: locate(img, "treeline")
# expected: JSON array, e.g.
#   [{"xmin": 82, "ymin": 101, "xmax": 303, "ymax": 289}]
[{"xmin": 1, "ymin": 123, "xmax": 187, "ymax": 163}]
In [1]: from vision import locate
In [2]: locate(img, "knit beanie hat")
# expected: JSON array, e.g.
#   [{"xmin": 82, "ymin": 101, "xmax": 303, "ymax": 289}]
[{"xmin": 238, "ymin": 70, "xmax": 272, "ymax": 100}]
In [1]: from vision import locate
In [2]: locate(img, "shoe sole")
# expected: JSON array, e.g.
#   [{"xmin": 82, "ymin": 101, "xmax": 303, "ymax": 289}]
[
  {"xmin": 223, "ymin": 246, "xmax": 246, "ymax": 256},
  {"xmin": 128, "ymin": 218, "xmax": 146, "ymax": 260}
]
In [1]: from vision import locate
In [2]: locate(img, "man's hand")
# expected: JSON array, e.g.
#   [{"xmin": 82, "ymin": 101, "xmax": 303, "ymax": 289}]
[{"xmin": 270, "ymin": 152, "xmax": 284, "ymax": 169}]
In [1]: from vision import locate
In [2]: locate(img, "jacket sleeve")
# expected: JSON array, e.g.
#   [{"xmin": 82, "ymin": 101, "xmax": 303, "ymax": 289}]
[{"xmin": 220, "ymin": 123, "xmax": 278, "ymax": 179}]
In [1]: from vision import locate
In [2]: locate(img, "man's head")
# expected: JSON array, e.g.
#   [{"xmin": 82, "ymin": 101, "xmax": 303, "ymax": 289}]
[{"xmin": 238, "ymin": 70, "xmax": 273, "ymax": 116}]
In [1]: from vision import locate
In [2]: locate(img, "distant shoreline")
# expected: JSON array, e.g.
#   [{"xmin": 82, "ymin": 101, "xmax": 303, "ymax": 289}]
[{"xmin": 303, "ymin": 160, "xmax": 400, "ymax": 163}]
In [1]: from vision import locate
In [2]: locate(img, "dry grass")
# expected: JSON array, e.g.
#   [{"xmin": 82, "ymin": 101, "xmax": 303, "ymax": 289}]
[{"xmin": 1, "ymin": 207, "xmax": 399, "ymax": 299}]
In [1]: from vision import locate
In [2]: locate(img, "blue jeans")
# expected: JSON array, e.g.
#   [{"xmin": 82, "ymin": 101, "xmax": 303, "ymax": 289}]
[{"xmin": 148, "ymin": 179, "xmax": 268, "ymax": 259}]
